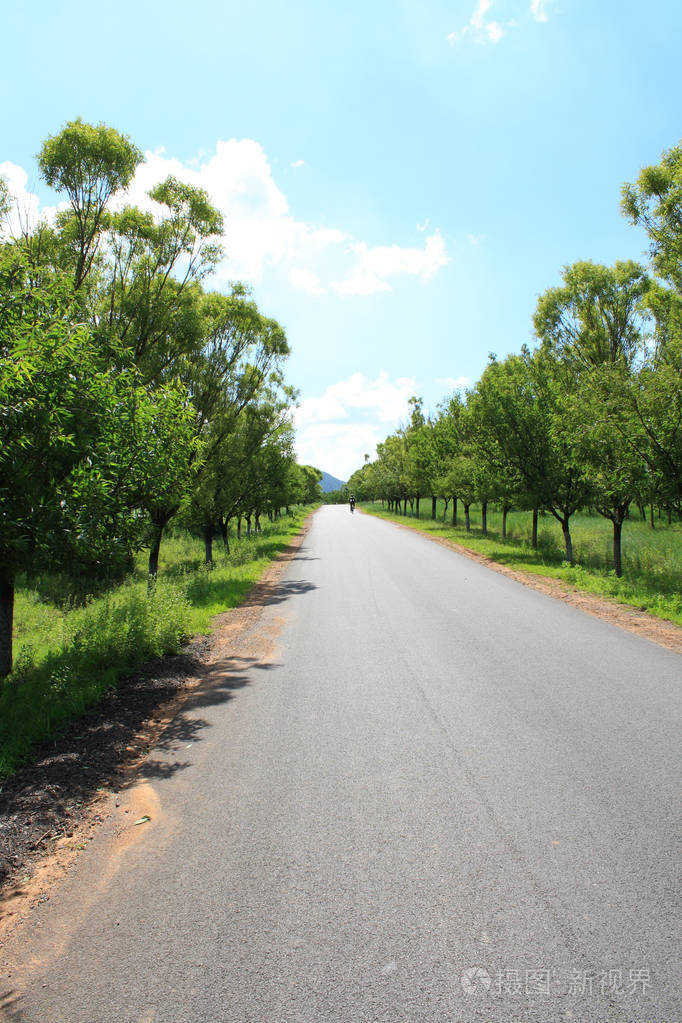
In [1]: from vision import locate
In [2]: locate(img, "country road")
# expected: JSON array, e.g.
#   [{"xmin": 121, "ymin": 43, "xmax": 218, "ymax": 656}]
[{"xmin": 2, "ymin": 505, "xmax": 680, "ymax": 1023}]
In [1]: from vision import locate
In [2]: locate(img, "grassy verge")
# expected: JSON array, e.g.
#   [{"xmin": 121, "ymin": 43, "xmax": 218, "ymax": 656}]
[
  {"xmin": 362, "ymin": 502, "xmax": 682, "ymax": 627},
  {"xmin": 0, "ymin": 511, "xmax": 309, "ymax": 781}
]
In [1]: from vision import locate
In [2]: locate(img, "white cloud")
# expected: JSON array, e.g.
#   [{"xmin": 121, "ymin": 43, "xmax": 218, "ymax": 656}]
[
  {"xmin": 111, "ymin": 139, "xmax": 445, "ymax": 296},
  {"xmin": 2, "ymin": 139, "xmax": 448, "ymax": 298},
  {"xmin": 112, "ymin": 141, "xmax": 447, "ymax": 297},
  {"xmin": 530, "ymin": 0, "xmax": 549, "ymax": 22},
  {"xmin": 331, "ymin": 232, "xmax": 448, "ymax": 295},
  {"xmin": 471, "ymin": 0, "xmax": 492, "ymax": 30},
  {"xmin": 290, "ymin": 159, "xmax": 306, "ymax": 168},
  {"xmin": 448, "ymin": 1, "xmax": 534, "ymax": 45},
  {"xmin": 294, "ymin": 372, "xmax": 417, "ymax": 479},
  {"xmin": 467, "ymin": 233, "xmax": 483, "ymax": 246},
  {"xmin": 288, "ymin": 267, "xmax": 325, "ymax": 295}
]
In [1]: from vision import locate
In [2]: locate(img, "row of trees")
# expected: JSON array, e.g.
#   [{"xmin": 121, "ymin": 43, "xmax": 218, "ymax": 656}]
[
  {"xmin": 0, "ymin": 119, "xmax": 321, "ymax": 676},
  {"xmin": 348, "ymin": 143, "xmax": 682, "ymax": 576}
]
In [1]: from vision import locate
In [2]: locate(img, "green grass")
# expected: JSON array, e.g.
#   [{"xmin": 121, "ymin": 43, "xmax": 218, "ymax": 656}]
[
  {"xmin": 362, "ymin": 501, "xmax": 682, "ymax": 627},
  {"xmin": 0, "ymin": 512, "xmax": 309, "ymax": 781}
]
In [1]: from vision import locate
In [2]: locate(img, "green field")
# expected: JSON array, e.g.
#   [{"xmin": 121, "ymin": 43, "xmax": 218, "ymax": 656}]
[
  {"xmin": 363, "ymin": 501, "xmax": 682, "ymax": 627},
  {"xmin": 0, "ymin": 512, "xmax": 308, "ymax": 781}
]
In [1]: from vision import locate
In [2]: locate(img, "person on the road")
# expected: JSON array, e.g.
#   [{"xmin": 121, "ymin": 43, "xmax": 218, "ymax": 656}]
[{"xmin": 349, "ymin": 494, "xmax": 356, "ymax": 513}]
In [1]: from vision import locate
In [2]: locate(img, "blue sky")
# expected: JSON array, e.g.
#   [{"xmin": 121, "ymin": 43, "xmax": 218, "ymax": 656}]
[{"xmin": 2, "ymin": 0, "xmax": 680, "ymax": 479}]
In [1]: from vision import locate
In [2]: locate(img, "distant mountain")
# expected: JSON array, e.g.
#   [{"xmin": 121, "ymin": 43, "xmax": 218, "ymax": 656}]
[{"xmin": 320, "ymin": 471, "xmax": 346, "ymax": 493}]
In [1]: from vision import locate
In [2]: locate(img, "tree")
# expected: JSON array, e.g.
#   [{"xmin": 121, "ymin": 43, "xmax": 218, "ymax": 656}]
[
  {"xmin": 621, "ymin": 141, "xmax": 682, "ymax": 295},
  {"xmin": 37, "ymin": 118, "xmax": 143, "ymax": 290},
  {"xmin": 618, "ymin": 338, "xmax": 682, "ymax": 515},
  {"xmin": 98, "ymin": 183, "xmax": 223, "ymax": 381},
  {"xmin": 533, "ymin": 260, "xmax": 650, "ymax": 371},
  {"xmin": 0, "ymin": 175, "xmax": 9, "ymax": 222},
  {"xmin": 179, "ymin": 293, "xmax": 292, "ymax": 568},
  {"xmin": 621, "ymin": 144, "xmax": 682, "ymax": 513},
  {"xmin": 0, "ymin": 250, "xmax": 166, "ymax": 675},
  {"xmin": 298, "ymin": 465, "xmax": 324, "ymax": 505},
  {"xmin": 534, "ymin": 260, "xmax": 654, "ymax": 572}
]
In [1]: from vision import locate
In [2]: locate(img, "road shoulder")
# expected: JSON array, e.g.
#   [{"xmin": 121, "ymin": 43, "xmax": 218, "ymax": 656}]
[{"xmin": 368, "ymin": 510, "xmax": 682, "ymax": 655}]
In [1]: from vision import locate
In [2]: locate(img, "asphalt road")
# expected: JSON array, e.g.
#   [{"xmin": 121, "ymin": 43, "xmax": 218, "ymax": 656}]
[{"xmin": 3, "ymin": 506, "xmax": 681, "ymax": 1023}]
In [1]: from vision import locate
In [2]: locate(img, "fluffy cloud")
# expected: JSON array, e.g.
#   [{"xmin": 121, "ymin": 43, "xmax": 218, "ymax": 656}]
[
  {"xmin": 2, "ymin": 140, "xmax": 447, "ymax": 298},
  {"xmin": 5, "ymin": 136, "xmax": 449, "ymax": 298},
  {"xmin": 288, "ymin": 267, "xmax": 325, "ymax": 295},
  {"xmin": 331, "ymin": 233, "xmax": 448, "ymax": 295},
  {"xmin": 294, "ymin": 372, "xmax": 417, "ymax": 479}
]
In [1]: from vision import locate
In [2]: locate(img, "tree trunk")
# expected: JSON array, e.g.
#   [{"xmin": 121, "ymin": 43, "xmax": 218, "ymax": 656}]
[
  {"xmin": 220, "ymin": 518, "xmax": 230, "ymax": 555},
  {"xmin": 431, "ymin": 495, "xmax": 437, "ymax": 520},
  {"xmin": 255, "ymin": 513, "xmax": 261, "ymax": 533},
  {"xmin": 668, "ymin": 507, "xmax": 672, "ymax": 526},
  {"xmin": 481, "ymin": 501, "xmax": 488, "ymax": 535},
  {"xmin": 246, "ymin": 514, "xmax": 252, "ymax": 538},
  {"xmin": 464, "ymin": 503, "xmax": 471, "ymax": 531},
  {"xmin": 237, "ymin": 516, "xmax": 242, "ymax": 539},
  {"xmin": 415, "ymin": 494, "xmax": 420, "ymax": 519},
  {"xmin": 637, "ymin": 502, "xmax": 645, "ymax": 520},
  {"xmin": 650, "ymin": 504, "xmax": 655, "ymax": 529},
  {"xmin": 452, "ymin": 497, "xmax": 457, "ymax": 527},
  {"xmin": 613, "ymin": 517, "xmax": 624, "ymax": 578},
  {"xmin": 502, "ymin": 505, "xmax": 510, "ymax": 539},
  {"xmin": 0, "ymin": 569, "xmax": 15, "ymax": 678},
  {"xmin": 148, "ymin": 522, "xmax": 164, "ymax": 578},
  {"xmin": 531, "ymin": 508, "xmax": 539, "ymax": 550},
  {"xmin": 442, "ymin": 497, "xmax": 450, "ymax": 522},
  {"xmin": 560, "ymin": 518, "xmax": 573, "ymax": 564},
  {"xmin": 204, "ymin": 523, "xmax": 214, "ymax": 566}
]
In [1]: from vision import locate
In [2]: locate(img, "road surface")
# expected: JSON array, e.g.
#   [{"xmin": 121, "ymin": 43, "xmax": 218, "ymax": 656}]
[{"xmin": 2, "ymin": 506, "xmax": 680, "ymax": 1022}]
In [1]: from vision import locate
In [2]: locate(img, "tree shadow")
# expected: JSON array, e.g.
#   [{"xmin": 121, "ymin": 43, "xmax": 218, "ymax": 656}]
[
  {"xmin": 0, "ymin": 989, "xmax": 31, "ymax": 1023},
  {"xmin": 139, "ymin": 658, "xmax": 255, "ymax": 779},
  {"xmin": 239, "ymin": 578, "xmax": 318, "ymax": 610}
]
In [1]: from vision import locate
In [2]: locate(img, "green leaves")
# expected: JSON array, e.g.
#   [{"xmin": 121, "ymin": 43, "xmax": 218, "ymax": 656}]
[
  {"xmin": 533, "ymin": 260, "xmax": 650, "ymax": 371},
  {"xmin": 622, "ymin": 143, "xmax": 682, "ymax": 293},
  {"xmin": 38, "ymin": 118, "xmax": 143, "ymax": 290},
  {"xmin": 38, "ymin": 117, "xmax": 142, "ymax": 199}
]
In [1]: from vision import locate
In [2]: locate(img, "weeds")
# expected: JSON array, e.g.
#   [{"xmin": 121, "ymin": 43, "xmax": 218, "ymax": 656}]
[{"xmin": 1, "ymin": 512, "xmax": 307, "ymax": 780}]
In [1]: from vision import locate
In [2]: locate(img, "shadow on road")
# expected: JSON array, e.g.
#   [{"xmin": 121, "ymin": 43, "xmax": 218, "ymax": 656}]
[
  {"xmin": 139, "ymin": 656, "xmax": 255, "ymax": 780},
  {"xmin": 0, "ymin": 566, "xmax": 318, "ymax": 895},
  {"xmin": 239, "ymin": 577, "xmax": 318, "ymax": 610},
  {"xmin": 0, "ymin": 990, "xmax": 27, "ymax": 1022}
]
